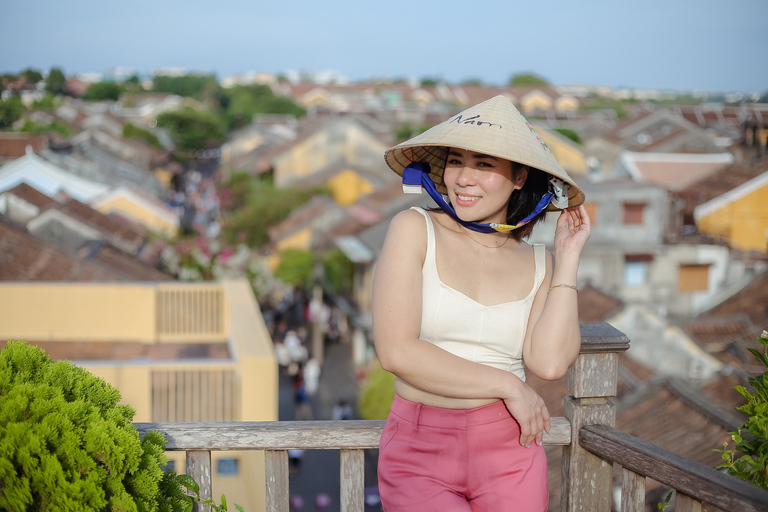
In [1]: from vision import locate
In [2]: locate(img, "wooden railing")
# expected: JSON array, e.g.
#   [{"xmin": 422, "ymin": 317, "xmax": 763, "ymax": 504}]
[
  {"xmin": 135, "ymin": 323, "xmax": 768, "ymax": 511},
  {"xmin": 580, "ymin": 425, "xmax": 768, "ymax": 512}
]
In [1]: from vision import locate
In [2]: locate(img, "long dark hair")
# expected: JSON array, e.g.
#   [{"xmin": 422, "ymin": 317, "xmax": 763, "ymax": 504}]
[{"xmin": 506, "ymin": 164, "xmax": 550, "ymax": 241}]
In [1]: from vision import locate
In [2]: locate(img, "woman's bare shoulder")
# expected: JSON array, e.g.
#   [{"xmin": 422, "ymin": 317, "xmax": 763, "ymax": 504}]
[{"xmin": 388, "ymin": 208, "xmax": 428, "ymax": 236}]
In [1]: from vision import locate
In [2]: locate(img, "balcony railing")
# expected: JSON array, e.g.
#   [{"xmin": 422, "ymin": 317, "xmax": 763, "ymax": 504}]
[{"xmin": 135, "ymin": 323, "xmax": 768, "ymax": 512}]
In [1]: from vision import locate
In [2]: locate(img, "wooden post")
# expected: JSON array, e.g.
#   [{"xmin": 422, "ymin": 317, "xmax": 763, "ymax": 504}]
[
  {"xmin": 340, "ymin": 449, "xmax": 365, "ymax": 512},
  {"xmin": 265, "ymin": 450, "xmax": 289, "ymax": 512},
  {"xmin": 186, "ymin": 450, "xmax": 212, "ymax": 512},
  {"xmin": 561, "ymin": 323, "xmax": 629, "ymax": 512},
  {"xmin": 621, "ymin": 468, "xmax": 645, "ymax": 512}
]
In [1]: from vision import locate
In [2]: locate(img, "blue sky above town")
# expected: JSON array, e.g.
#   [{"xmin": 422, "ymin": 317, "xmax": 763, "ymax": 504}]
[{"xmin": 3, "ymin": 0, "xmax": 766, "ymax": 93}]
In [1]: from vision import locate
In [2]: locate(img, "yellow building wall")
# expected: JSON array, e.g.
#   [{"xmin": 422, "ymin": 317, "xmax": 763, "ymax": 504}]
[
  {"xmin": 327, "ymin": 170, "xmax": 374, "ymax": 206},
  {"xmin": 0, "ymin": 284, "xmax": 157, "ymax": 342},
  {"xmin": 536, "ymin": 130, "xmax": 589, "ymax": 176},
  {"xmin": 555, "ymin": 96, "xmax": 580, "ymax": 111},
  {"xmin": 0, "ymin": 279, "xmax": 277, "ymax": 512},
  {"xmin": 276, "ymin": 228, "xmax": 312, "ymax": 253},
  {"xmin": 301, "ymin": 90, "xmax": 332, "ymax": 108},
  {"xmin": 521, "ymin": 92, "xmax": 552, "ymax": 112},
  {"xmin": 95, "ymin": 196, "xmax": 178, "ymax": 236},
  {"xmin": 697, "ymin": 184, "xmax": 768, "ymax": 251},
  {"xmin": 274, "ymin": 132, "xmax": 331, "ymax": 186}
]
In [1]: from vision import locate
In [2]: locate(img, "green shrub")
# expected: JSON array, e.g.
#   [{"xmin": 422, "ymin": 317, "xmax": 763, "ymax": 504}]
[
  {"xmin": 357, "ymin": 360, "xmax": 395, "ymax": 420},
  {"xmin": 716, "ymin": 330, "xmax": 768, "ymax": 490},
  {"xmin": 123, "ymin": 122, "xmax": 163, "ymax": 149},
  {"xmin": 0, "ymin": 340, "xmax": 186, "ymax": 511}
]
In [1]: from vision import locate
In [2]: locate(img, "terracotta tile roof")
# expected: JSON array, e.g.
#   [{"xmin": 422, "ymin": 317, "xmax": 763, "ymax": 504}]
[
  {"xmin": 80, "ymin": 241, "xmax": 173, "ymax": 281},
  {"xmin": 618, "ymin": 381, "xmax": 732, "ymax": 466},
  {"xmin": 3, "ymin": 182, "xmax": 59, "ymax": 211},
  {"xmin": 681, "ymin": 314, "xmax": 761, "ymax": 369},
  {"xmin": 625, "ymin": 154, "xmax": 732, "ymax": 191},
  {"xmin": 0, "ymin": 219, "xmax": 171, "ymax": 282},
  {"xmin": 60, "ymin": 198, "xmax": 145, "ymax": 252},
  {"xmin": 601, "ymin": 111, "xmax": 656, "ymax": 143},
  {"xmin": 677, "ymin": 157, "xmax": 768, "ymax": 221},
  {"xmin": 1, "ymin": 340, "xmax": 230, "ymax": 361},
  {"xmin": 268, "ymin": 195, "xmax": 337, "ymax": 242},
  {"xmin": 577, "ymin": 284, "xmax": 623, "ymax": 323},
  {"xmin": 0, "ymin": 133, "xmax": 48, "ymax": 159},
  {"xmin": 703, "ymin": 270, "xmax": 768, "ymax": 330},
  {"xmin": 0, "ymin": 220, "xmax": 119, "ymax": 281}
]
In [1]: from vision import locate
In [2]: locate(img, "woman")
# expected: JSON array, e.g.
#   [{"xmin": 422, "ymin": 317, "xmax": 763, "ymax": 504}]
[{"xmin": 372, "ymin": 96, "xmax": 590, "ymax": 511}]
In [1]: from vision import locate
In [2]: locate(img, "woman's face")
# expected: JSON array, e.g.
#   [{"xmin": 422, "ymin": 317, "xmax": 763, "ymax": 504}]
[{"xmin": 443, "ymin": 147, "xmax": 525, "ymax": 225}]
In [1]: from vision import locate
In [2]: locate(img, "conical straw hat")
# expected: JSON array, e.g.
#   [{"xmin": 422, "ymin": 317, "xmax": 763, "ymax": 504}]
[{"xmin": 385, "ymin": 95, "xmax": 585, "ymax": 210}]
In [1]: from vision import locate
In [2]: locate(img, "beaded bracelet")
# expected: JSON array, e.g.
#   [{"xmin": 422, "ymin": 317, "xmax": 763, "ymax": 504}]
[{"xmin": 549, "ymin": 284, "xmax": 578, "ymax": 293}]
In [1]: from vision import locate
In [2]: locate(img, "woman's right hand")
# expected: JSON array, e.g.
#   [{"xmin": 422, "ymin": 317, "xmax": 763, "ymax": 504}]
[{"xmin": 503, "ymin": 380, "xmax": 551, "ymax": 448}]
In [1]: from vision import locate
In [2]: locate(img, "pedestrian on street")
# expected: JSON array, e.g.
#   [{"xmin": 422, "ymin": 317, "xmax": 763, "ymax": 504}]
[{"xmin": 373, "ymin": 96, "xmax": 590, "ymax": 511}]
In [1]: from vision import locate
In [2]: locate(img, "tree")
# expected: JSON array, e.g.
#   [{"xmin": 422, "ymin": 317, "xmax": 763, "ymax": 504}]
[
  {"xmin": 0, "ymin": 341, "xmax": 186, "ymax": 511},
  {"xmin": 220, "ymin": 173, "xmax": 317, "ymax": 247},
  {"xmin": 0, "ymin": 96, "xmax": 25, "ymax": 129},
  {"xmin": 82, "ymin": 81, "xmax": 123, "ymax": 101},
  {"xmin": 420, "ymin": 77, "xmax": 440, "ymax": 88},
  {"xmin": 221, "ymin": 84, "xmax": 306, "ymax": 129},
  {"xmin": 152, "ymin": 75, "xmax": 211, "ymax": 100},
  {"xmin": 357, "ymin": 360, "xmax": 396, "ymax": 420},
  {"xmin": 123, "ymin": 122, "xmax": 162, "ymax": 149},
  {"xmin": 20, "ymin": 68, "xmax": 43, "ymax": 84},
  {"xmin": 45, "ymin": 67, "xmax": 67, "ymax": 95},
  {"xmin": 716, "ymin": 330, "xmax": 768, "ymax": 490},
  {"xmin": 509, "ymin": 73, "xmax": 550, "ymax": 87},
  {"xmin": 156, "ymin": 107, "xmax": 227, "ymax": 150},
  {"xmin": 553, "ymin": 128, "xmax": 582, "ymax": 144}
]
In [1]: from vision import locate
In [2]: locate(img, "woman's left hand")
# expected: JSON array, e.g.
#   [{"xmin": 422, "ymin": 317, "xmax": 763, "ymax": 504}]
[{"xmin": 554, "ymin": 205, "xmax": 591, "ymax": 255}]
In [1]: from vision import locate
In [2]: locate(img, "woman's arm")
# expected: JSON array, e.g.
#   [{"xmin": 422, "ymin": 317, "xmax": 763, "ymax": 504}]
[
  {"xmin": 523, "ymin": 206, "xmax": 591, "ymax": 380},
  {"xmin": 373, "ymin": 209, "xmax": 550, "ymax": 447}
]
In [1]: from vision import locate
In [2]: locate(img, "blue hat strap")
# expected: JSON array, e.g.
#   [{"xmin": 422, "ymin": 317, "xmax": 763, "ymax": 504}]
[{"xmin": 402, "ymin": 162, "xmax": 553, "ymax": 234}]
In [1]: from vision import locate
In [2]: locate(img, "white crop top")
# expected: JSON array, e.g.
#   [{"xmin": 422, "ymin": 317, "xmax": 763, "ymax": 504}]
[{"xmin": 411, "ymin": 207, "xmax": 546, "ymax": 381}]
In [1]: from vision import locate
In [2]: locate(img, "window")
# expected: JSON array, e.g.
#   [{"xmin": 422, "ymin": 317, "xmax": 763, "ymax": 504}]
[
  {"xmin": 625, "ymin": 255, "xmax": 653, "ymax": 286},
  {"xmin": 583, "ymin": 202, "xmax": 597, "ymax": 225},
  {"xmin": 161, "ymin": 460, "xmax": 176, "ymax": 473},
  {"xmin": 217, "ymin": 458, "xmax": 239, "ymax": 475},
  {"xmin": 678, "ymin": 264, "xmax": 710, "ymax": 292},
  {"xmin": 623, "ymin": 203, "xmax": 646, "ymax": 224}
]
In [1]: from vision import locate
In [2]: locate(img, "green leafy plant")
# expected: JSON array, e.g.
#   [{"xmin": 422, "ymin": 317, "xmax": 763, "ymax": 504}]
[
  {"xmin": 657, "ymin": 490, "xmax": 673, "ymax": 510},
  {"xmin": 715, "ymin": 330, "xmax": 768, "ymax": 490},
  {"xmin": 0, "ymin": 340, "xmax": 187, "ymax": 511},
  {"xmin": 357, "ymin": 359, "xmax": 396, "ymax": 420},
  {"xmin": 176, "ymin": 474, "xmax": 244, "ymax": 512}
]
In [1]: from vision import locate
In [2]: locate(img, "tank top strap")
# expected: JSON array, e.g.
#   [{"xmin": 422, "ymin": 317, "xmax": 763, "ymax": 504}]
[
  {"xmin": 408, "ymin": 207, "xmax": 436, "ymax": 264},
  {"xmin": 532, "ymin": 244, "xmax": 546, "ymax": 289}
]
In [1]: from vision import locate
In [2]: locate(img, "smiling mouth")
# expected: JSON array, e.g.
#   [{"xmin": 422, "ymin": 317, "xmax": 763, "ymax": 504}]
[{"xmin": 456, "ymin": 194, "xmax": 480, "ymax": 204}]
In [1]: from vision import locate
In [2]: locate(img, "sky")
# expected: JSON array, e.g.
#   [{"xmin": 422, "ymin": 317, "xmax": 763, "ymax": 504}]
[{"xmin": 2, "ymin": 0, "xmax": 767, "ymax": 93}]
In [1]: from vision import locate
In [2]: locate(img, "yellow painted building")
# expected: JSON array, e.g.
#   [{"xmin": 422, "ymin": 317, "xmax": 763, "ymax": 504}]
[
  {"xmin": 694, "ymin": 171, "xmax": 768, "ymax": 252},
  {"xmin": 534, "ymin": 125, "xmax": 590, "ymax": 176},
  {"xmin": 272, "ymin": 118, "xmax": 389, "ymax": 193},
  {"xmin": 90, "ymin": 185, "xmax": 179, "ymax": 236},
  {"xmin": 327, "ymin": 169, "xmax": 375, "ymax": 206},
  {"xmin": 520, "ymin": 90, "xmax": 553, "ymax": 112},
  {"xmin": 0, "ymin": 279, "xmax": 277, "ymax": 512}
]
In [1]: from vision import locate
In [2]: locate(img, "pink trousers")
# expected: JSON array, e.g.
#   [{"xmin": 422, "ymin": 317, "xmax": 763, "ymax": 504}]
[{"xmin": 377, "ymin": 394, "xmax": 548, "ymax": 511}]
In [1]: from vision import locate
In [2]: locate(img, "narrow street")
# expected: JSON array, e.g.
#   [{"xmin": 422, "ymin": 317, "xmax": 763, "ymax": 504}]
[{"xmin": 278, "ymin": 341, "xmax": 381, "ymax": 512}]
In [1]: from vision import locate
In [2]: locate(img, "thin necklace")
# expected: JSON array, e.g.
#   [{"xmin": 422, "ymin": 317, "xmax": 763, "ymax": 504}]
[{"xmin": 458, "ymin": 223, "xmax": 511, "ymax": 249}]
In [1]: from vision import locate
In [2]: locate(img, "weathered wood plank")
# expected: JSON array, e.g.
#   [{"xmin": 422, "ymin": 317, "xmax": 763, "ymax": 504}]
[
  {"xmin": 579, "ymin": 425, "xmax": 768, "ymax": 512},
  {"xmin": 134, "ymin": 418, "xmax": 572, "ymax": 449},
  {"xmin": 561, "ymin": 397, "xmax": 615, "ymax": 512},
  {"xmin": 675, "ymin": 493, "xmax": 702, "ymax": 512},
  {"xmin": 265, "ymin": 450, "xmax": 289, "ymax": 512},
  {"xmin": 620, "ymin": 468, "xmax": 645, "ymax": 512},
  {"xmin": 186, "ymin": 451, "xmax": 212, "ymax": 512},
  {"xmin": 578, "ymin": 323, "xmax": 631, "ymax": 353},
  {"xmin": 340, "ymin": 450, "xmax": 364, "ymax": 512},
  {"xmin": 566, "ymin": 352, "xmax": 618, "ymax": 398}
]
